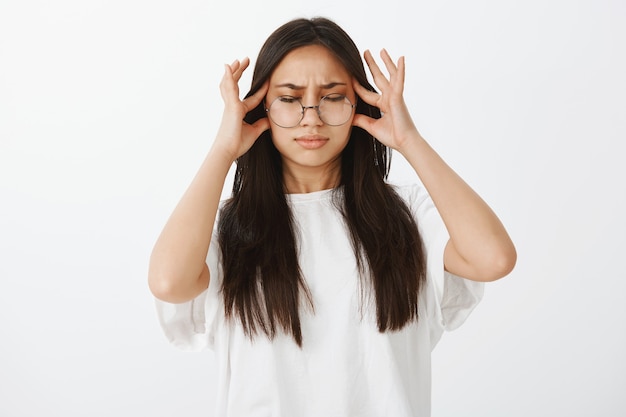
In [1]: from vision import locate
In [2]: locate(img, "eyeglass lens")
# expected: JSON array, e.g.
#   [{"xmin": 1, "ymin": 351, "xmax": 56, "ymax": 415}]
[{"xmin": 267, "ymin": 94, "xmax": 354, "ymax": 128}]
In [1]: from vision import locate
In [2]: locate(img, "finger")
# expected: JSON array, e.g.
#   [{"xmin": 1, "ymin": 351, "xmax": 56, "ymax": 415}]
[
  {"xmin": 220, "ymin": 64, "xmax": 235, "ymax": 95},
  {"xmin": 243, "ymin": 81, "xmax": 269, "ymax": 112},
  {"xmin": 351, "ymin": 113, "xmax": 375, "ymax": 134},
  {"xmin": 352, "ymin": 78, "xmax": 379, "ymax": 106},
  {"xmin": 395, "ymin": 56, "xmax": 406, "ymax": 95},
  {"xmin": 363, "ymin": 50, "xmax": 390, "ymax": 90},
  {"xmin": 220, "ymin": 63, "xmax": 235, "ymax": 88},
  {"xmin": 380, "ymin": 49, "xmax": 398, "ymax": 79},
  {"xmin": 231, "ymin": 57, "xmax": 250, "ymax": 82},
  {"xmin": 380, "ymin": 50, "xmax": 406, "ymax": 96},
  {"xmin": 250, "ymin": 117, "xmax": 270, "ymax": 137},
  {"xmin": 229, "ymin": 59, "xmax": 240, "ymax": 72},
  {"xmin": 219, "ymin": 64, "xmax": 243, "ymax": 103}
]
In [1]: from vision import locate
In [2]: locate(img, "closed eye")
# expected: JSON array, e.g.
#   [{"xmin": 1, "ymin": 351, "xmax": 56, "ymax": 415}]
[
  {"xmin": 277, "ymin": 95, "xmax": 300, "ymax": 104},
  {"xmin": 323, "ymin": 93, "xmax": 347, "ymax": 102}
]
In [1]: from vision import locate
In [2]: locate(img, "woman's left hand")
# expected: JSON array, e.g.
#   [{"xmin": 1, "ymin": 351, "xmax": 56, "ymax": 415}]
[{"xmin": 352, "ymin": 49, "xmax": 422, "ymax": 153}]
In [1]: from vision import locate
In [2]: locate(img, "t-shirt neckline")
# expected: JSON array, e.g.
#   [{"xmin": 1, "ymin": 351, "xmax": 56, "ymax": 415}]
[{"xmin": 285, "ymin": 187, "xmax": 336, "ymax": 203}]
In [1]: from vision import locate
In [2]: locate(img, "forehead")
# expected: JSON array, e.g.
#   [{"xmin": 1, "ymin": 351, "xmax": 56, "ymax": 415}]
[{"xmin": 269, "ymin": 44, "xmax": 351, "ymax": 84}]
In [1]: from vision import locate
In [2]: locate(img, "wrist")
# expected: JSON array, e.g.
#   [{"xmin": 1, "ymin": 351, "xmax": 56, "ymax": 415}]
[
  {"xmin": 395, "ymin": 129, "xmax": 426, "ymax": 156},
  {"xmin": 208, "ymin": 142, "xmax": 239, "ymax": 166}
]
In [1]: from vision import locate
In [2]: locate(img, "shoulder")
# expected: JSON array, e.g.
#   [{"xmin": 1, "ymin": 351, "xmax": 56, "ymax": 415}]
[{"xmin": 387, "ymin": 180, "xmax": 431, "ymax": 211}]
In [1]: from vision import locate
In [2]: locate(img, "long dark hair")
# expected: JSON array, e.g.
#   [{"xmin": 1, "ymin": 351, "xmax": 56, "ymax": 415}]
[{"xmin": 218, "ymin": 17, "xmax": 426, "ymax": 346}]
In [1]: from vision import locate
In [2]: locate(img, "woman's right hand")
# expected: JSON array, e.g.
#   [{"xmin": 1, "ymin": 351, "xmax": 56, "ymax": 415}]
[{"xmin": 214, "ymin": 58, "xmax": 270, "ymax": 162}]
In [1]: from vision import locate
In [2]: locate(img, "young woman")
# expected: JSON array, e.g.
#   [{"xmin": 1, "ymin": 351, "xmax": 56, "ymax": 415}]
[{"xmin": 149, "ymin": 17, "xmax": 516, "ymax": 417}]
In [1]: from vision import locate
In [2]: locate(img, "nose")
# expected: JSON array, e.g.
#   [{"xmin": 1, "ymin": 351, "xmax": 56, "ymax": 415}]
[{"xmin": 300, "ymin": 104, "xmax": 323, "ymax": 126}]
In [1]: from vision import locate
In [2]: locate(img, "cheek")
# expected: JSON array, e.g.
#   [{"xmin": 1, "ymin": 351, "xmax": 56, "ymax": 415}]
[
  {"xmin": 269, "ymin": 126, "xmax": 291, "ymax": 149},
  {"xmin": 337, "ymin": 125, "xmax": 353, "ymax": 145}
]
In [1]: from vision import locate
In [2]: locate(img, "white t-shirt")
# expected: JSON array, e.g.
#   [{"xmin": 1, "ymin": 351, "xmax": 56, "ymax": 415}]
[{"xmin": 155, "ymin": 183, "xmax": 484, "ymax": 417}]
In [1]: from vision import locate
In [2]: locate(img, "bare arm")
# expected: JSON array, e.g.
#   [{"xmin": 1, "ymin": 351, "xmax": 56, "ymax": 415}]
[
  {"xmin": 148, "ymin": 58, "xmax": 270, "ymax": 303},
  {"xmin": 353, "ymin": 50, "xmax": 516, "ymax": 282},
  {"xmin": 148, "ymin": 147, "xmax": 233, "ymax": 303},
  {"xmin": 396, "ymin": 135, "xmax": 516, "ymax": 282}
]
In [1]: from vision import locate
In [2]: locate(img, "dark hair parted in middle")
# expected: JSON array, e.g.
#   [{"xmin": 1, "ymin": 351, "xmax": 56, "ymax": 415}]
[{"xmin": 218, "ymin": 17, "xmax": 426, "ymax": 346}]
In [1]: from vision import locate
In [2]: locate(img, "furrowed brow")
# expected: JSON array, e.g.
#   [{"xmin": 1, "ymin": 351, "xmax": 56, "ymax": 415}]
[
  {"xmin": 320, "ymin": 82, "xmax": 347, "ymax": 89},
  {"xmin": 275, "ymin": 83, "xmax": 304, "ymax": 90},
  {"xmin": 274, "ymin": 82, "xmax": 347, "ymax": 90}
]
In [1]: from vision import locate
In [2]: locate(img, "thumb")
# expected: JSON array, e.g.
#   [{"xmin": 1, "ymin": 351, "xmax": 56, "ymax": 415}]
[
  {"xmin": 352, "ymin": 113, "xmax": 374, "ymax": 134},
  {"xmin": 250, "ymin": 117, "xmax": 271, "ymax": 138}
]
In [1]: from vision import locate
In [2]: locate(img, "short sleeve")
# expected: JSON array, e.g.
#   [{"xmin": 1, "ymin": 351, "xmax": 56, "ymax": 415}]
[
  {"xmin": 396, "ymin": 183, "xmax": 484, "ymax": 348},
  {"xmin": 154, "ymin": 230, "xmax": 222, "ymax": 351}
]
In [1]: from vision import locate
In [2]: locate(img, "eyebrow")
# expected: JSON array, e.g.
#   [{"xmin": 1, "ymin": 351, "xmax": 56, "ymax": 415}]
[{"xmin": 274, "ymin": 82, "xmax": 347, "ymax": 90}]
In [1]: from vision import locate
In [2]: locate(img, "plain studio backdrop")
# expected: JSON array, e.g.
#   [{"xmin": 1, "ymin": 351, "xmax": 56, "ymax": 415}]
[{"xmin": 1, "ymin": 0, "xmax": 624, "ymax": 415}]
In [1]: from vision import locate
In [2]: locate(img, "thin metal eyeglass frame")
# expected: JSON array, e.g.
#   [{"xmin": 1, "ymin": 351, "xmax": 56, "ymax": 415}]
[{"xmin": 265, "ymin": 94, "xmax": 356, "ymax": 128}]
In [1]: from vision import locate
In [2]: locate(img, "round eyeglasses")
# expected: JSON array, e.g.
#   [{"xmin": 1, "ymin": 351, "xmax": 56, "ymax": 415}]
[{"xmin": 265, "ymin": 93, "xmax": 356, "ymax": 128}]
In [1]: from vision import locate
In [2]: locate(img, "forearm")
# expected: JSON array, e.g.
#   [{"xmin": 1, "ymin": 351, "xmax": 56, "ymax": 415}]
[
  {"xmin": 400, "ymin": 132, "xmax": 516, "ymax": 281},
  {"xmin": 148, "ymin": 144, "xmax": 234, "ymax": 302}
]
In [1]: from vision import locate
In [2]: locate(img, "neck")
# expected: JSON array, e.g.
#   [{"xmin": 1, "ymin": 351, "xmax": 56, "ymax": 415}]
[{"xmin": 282, "ymin": 161, "xmax": 341, "ymax": 194}]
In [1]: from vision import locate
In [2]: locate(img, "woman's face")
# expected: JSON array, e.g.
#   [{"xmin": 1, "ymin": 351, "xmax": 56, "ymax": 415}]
[{"xmin": 266, "ymin": 44, "xmax": 356, "ymax": 182}]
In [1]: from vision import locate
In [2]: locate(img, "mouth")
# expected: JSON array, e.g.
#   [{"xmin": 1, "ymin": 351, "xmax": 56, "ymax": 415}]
[{"xmin": 295, "ymin": 135, "xmax": 328, "ymax": 150}]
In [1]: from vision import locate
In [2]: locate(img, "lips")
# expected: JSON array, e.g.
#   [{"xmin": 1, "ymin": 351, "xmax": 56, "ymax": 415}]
[{"xmin": 295, "ymin": 135, "xmax": 328, "ymax": 150}]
